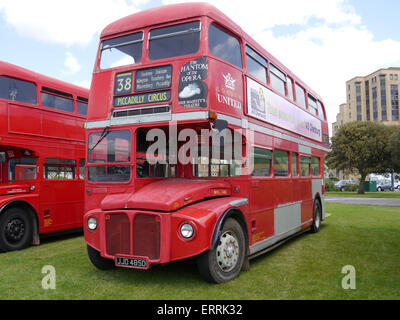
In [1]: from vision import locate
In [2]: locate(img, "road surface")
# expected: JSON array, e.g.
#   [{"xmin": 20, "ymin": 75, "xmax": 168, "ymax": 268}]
[{"xmin": 325, "ymin": 196, "xmax": 400, "ymax": 207}]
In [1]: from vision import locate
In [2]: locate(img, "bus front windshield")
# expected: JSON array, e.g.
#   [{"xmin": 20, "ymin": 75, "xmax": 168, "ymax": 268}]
[{"xmin": 88, "ymin": 130, "xmax": 131, "ymax": 182}]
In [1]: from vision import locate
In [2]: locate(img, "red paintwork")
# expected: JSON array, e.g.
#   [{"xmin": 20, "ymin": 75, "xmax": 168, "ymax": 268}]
[
  {"xmin": 0, "ymin": 61, "xmax": 88, "ymax": 235},
  {"xmin": 84, "ymin": 3, "xmax": 329, "ymax": 268},
  {"xmin": 101, "ymin": 179, "xmax": 231, "ymax": 211}
]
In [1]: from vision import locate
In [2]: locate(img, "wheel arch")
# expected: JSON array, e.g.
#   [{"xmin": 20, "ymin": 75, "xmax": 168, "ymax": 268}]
[{"xmin": 211, "ymin": 207, "xmax": 249, "ymax": 251}]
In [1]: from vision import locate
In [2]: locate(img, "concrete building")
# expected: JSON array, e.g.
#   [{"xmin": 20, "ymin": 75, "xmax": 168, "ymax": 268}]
[{"xmin": 332, "ymin": 67, "xmax": 400, "ymax": 136}]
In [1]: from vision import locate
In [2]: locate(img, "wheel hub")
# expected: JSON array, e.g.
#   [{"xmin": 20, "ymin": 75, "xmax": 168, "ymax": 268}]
[
  {"xmin": 5, "ymin": 218, "xmax": 25, "ymax": 243},
  {"xmin": 216, "ymin": 231, "xmax": 239, "ymax": 272}
]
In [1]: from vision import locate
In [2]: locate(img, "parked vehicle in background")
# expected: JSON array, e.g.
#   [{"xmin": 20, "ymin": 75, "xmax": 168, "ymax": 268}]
[
  {"xmin": 334, "ymin": 180, "xmax": 357, "ymax": 191},
  {"xmin": 0, "ymin": 61, "xmax": 88, "ymax": 252},
  {"xmin": 376, "ymin": 180, "xmax": 394, "ymax": 191}
]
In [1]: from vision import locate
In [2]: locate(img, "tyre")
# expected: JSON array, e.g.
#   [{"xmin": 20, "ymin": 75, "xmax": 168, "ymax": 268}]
[
  {"xmin": 87, "ymin": 245, "xmax": 115, "ymax": 270},
  {"xmin": 310, "ymin": 199, "xmax": 322, "ymax": 233},
  {"xmin": 0, "ymin": 207, "xmax": 33, "ymax": 252},
  {"xmin": 196, "ymin": 218, "xmax": 245, "ymax": 284},
  {"xmin": 377, "ymin": 187, "xmax": 382, "ymax": 192}
]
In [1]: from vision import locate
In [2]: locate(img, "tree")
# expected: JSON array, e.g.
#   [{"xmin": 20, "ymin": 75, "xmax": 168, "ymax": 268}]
[
  {"xmin": 326, "ymin": 121, "xmax": 392, "ymax": 194},
  {"xmin": 389, "ymin": 126, "xmax": 400, "ymax": 172}
]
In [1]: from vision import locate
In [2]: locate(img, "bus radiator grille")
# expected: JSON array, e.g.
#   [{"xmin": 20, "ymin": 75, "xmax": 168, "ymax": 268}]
[
  {"xmin": 106, "ymin": 213, "xmax": 131, "ymax": 256},
  {"xmin": 133, "ymin": 214, "xmax": 160, "ymax": 260}
]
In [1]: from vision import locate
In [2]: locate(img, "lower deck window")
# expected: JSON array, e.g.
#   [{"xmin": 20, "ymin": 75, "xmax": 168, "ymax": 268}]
[
  {"xmin": 8, "ymin": 158, "xmax": 37, "ymax": 181},
  {"xmin": 44, "ymin": 159, "xmax": 76, "ymax": 179},
  {"xmin": 251, "ymin": 147, "xmax": 272, "ymax": 177},
  {"xmin": 274, "ymin": 149, "xmax": 289, "ymax": 176},
  {"xmin": 312, "ymin": 157, "xmax": 320, "ymax": 176},
  {"xmin": 300, "ymin": 156, "xmax": 311, "ymax": 177}
]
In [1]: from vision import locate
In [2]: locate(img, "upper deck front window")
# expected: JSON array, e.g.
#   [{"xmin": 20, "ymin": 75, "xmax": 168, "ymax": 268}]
[
  {"xmin": 148, "ymin": 21, "xmax": 201, "ymax": 60},
  {"xmin": 100, "ymin": 32, "xmax": 144, "ymax": 69}
]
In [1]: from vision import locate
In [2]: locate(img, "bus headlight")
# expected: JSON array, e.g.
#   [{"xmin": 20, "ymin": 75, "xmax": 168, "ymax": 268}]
[
  {"xmin": 88, "ymin": 217, "xmax": 97, "ymax": 231},
  {"xmin": 180, "ymin": 223, "xmax": 194, "ymax": 239}
]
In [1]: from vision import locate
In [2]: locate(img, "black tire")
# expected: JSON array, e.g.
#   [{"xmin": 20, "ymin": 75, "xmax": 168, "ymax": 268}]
[
  {"xmin": 310, "ymin": 199, "xmax": 322, "ymax": 233},
  {"xmin": 377, "ymin": 187, "xmax": 382, "ymax": 192},
  {"xmin": 340, "ymin": 187, "xmax": 344, "ymax": 192},
  {"xmin": 196, "ymin": 218, "xmax": 245, "ymax": 284},
  {"xmin": 0, "ymin": 207, "xmax": 33, "ymax": 252},
  {"xmin": 87, "ymin": 245, "xmax": 115, "ymax": 270}
]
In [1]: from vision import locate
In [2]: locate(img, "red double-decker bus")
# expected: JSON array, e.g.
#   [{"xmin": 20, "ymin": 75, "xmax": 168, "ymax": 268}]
[
  {"xmin": 0, "ymin": 61, "xmax": 88, "ymax": 252},
  {"xmin": 84, "ymin": 3, "xmax": 330, "ymax": 283}
]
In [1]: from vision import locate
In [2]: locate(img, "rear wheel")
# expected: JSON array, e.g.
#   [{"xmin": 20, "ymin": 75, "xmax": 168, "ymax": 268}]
[
  {"xmin": 196, "ymin": 218, "xmax": 245, "ymax": 284},
  {"xmin": 0, "ymin": 207, "xmax": 33, "ymax": 252},
  {"xmin": 87, "ymin": 245, "xmax": 115, "ymax": 270},
  {"xmin": 310, "ymin": 199, "xmax": 322, "ymax": 233}
]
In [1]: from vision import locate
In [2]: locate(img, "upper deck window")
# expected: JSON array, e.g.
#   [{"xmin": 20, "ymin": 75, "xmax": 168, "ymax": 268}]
[
  {"xmin": 41, "ymin": 87, "xmax": 74, "ymax": 113},
  {"xmin": 149, "ymin": 21, "xmax": 201, "ymax": 60},
  {"xmin": 77, "ymin": 96, "xmax": 88, "ymax": 116},
  {"xmin": 100, "ymin": 32, "xmax": 143, "ymax": 69},
  {"xmin": 0, "ymin": 76, "xmax": 37, "ymax": 105},
  {"xmin": 295, "ymin": 83, "xmax": 306, "ymax": 109},
  {"xmin": 245, "ymin": 45, "xmax": 267, "ymax": 84},
  {"xmin": 209, "ymin": 24, "xmax": 242, "ymax": 68},
  {"xmin": 270, "ymin": 64, "xmax": 286, "ymax": 96},
  {"xmin": 308, "ymin": 94, "xmax": 317, "ymax": 115},
  {"xmin": 317, "ymin": 101, "xmax": 325, "ymax": 120}
]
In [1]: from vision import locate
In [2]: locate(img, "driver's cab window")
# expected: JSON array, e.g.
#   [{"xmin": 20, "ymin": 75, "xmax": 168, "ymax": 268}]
[{"xmin": 136, "ymin": 128, "xmax": 177, "ymax": 178}]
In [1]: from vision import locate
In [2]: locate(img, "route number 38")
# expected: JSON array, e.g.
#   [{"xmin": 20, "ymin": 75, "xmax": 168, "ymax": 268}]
[{"xmin": 115, "ymin": 72, "xmax": 133, "ymax": 95}]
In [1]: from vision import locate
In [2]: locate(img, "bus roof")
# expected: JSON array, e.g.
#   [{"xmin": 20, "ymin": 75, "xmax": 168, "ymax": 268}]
[
  {"xmin": 100, "ymin": 2, "xmax": 322, "ymax": 102},
  {"xmin": 0, "ymin": 60, "xmax": 89, "ymax": 98}
]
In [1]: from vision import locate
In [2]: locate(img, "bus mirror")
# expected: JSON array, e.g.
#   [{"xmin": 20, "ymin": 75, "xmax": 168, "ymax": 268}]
[
  {"xmin": 0, "ymin": 152, "xmax": 5, "ymax": 163},
  {"xmin": 213, "ymin": 119, "xmax": 228, "ymax": 132}
]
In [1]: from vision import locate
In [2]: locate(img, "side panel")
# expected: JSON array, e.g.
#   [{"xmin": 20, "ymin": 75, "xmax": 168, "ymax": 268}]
[{"xmin": 274, "ymin": 202, "xmax": 301, "ymax": 236}]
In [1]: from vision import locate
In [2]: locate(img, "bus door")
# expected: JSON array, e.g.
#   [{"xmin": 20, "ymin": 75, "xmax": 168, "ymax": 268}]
[{"xmin": 40, "ymin": 158, "xmax": 83, "ymax": 229}]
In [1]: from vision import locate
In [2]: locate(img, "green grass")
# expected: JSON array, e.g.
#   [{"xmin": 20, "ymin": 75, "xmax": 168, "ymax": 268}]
[
  {"xmin": 0, "ymin": 203, "xmax": 399, "ymax": 300},
  {"xmin": 326, "ymin": 191, "xmax": 400, "ymax": 198}
]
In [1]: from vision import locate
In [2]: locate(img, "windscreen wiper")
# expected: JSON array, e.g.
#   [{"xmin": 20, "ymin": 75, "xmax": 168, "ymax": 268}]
[{"xmin": 88, "ymin": 126, "xmax": 110, "ymax": 153}]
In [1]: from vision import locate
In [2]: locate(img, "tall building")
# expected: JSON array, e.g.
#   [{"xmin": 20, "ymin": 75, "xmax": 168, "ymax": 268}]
[{"xmin": 332, "ymin": 67, "xmax": 400, "ymax": 136}]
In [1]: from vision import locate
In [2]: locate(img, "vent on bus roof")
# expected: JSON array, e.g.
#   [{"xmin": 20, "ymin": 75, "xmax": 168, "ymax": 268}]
[{"xmin": 112, "ymin": 105, "xmax": 170, "ymax": 118}]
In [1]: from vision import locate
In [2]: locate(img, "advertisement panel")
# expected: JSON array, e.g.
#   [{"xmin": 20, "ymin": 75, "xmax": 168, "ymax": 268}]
[{"xmin": 247, "ymin": 77, "xmax": 322, "ymax": 142}]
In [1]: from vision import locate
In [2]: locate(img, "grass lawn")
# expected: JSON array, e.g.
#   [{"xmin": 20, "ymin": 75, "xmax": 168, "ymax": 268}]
[
  {"xmin": 0, "ymin": 203, "xmax": 399, "ymax": 300},
  {"xmin": 326, "ymin": 191, "xmax": 400, "ymax": 198}
]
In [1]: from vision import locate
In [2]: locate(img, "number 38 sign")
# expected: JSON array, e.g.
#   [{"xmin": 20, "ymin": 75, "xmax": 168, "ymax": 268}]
[{"xmin": 115, "ymin": 72, "xmax": 133, "ymax": 95}]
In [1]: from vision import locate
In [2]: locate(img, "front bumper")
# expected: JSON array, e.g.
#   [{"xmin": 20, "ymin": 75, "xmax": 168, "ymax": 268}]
[{"xmin": 84, "ymin": 208, "xmax": 216, "ymax": 266}]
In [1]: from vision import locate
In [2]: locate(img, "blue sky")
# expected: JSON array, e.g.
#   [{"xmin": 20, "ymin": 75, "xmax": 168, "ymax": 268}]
[{"xmin": 1, "ymin": 0, "xmax": 400, "ymax": 134}]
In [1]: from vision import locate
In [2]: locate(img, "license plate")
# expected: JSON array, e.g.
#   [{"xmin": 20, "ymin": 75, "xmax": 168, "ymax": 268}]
[{"xmin": 115, "ymin": 256, "xmax": 149, "ymax": 270}]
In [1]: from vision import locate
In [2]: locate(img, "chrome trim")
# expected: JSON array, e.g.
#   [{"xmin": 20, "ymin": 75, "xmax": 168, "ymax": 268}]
[{"xmin": 229, "ymin": 198, "xmax": 249, "ymax": 207}]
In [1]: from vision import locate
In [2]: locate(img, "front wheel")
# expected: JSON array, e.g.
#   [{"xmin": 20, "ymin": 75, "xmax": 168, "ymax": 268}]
[
  {"xmin": 310, "ymin": 199, "xmax": 322, "ymax": 233},
  {"xmin": 87, "ymin": 245, "xmax": 115, "ymax": 270},
  {"xmin": 0, "ymin": 207, "xmax": 33, "ymax": 252},
  {"xmin": 196, "ymin": 218, "xmax": 245, "ymax": 284}
]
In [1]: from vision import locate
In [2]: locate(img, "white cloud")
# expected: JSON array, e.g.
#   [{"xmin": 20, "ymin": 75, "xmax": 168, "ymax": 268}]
[
  {"xmin": 0, "ymin": 0, "xmax": 151, "ymax": 46},
  {"xmin": 63, "ymin": 52, "xmax": 81, "ymax": 75},
  {"xmin": 73, "ymin": 79, "xmax": 91, "ymax": 89}
]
